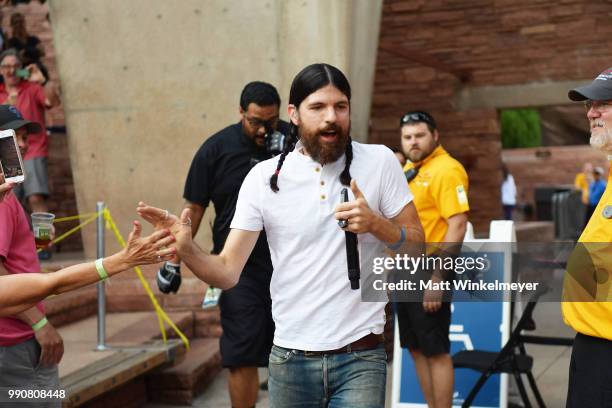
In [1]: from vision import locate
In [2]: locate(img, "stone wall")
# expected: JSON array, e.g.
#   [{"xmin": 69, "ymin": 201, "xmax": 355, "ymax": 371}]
[{"xmin": 371, "ymin": 0, "xmax": 612, "ymax": 233}]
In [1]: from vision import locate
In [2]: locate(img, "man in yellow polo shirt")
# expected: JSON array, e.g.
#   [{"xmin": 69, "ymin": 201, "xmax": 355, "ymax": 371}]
[
  {"xmin": 564, "ymin": 69, "xmax": 612, "ymax": 408},
  {"xmin": 574, "ymin": 162, "xmax": 593, "ymax": 206},
  {"xmin": 396, "ymin": 111, "xmax": 469, "ymax": 408},
  {"xmin": 574, "ymin": 162, "xmax": 593, "ymax": 228}
]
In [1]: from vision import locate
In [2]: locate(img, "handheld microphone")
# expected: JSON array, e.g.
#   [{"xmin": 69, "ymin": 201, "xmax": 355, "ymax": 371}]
[{"xmin": 340, "ymin": 188, "xmax": 360, "ymax": 290}]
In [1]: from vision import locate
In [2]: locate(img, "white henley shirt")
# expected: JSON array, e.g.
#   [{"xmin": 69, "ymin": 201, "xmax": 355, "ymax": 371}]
[{"xmin": 230, "ymin": 140, "xmax": 413, "ymax": 350}]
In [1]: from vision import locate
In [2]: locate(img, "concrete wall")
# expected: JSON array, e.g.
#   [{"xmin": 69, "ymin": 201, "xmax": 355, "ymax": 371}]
[{"xmin": 48, "ymin": 0, "xmax": 382, "ymax": 256}]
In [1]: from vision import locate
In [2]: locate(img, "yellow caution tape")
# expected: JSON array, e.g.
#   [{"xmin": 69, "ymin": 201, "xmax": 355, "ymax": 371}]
[
  {"xmin": 103, "ymin": 208, "xmax": 190, "ymax": 351},
  {"xmin": 37, "ymin": 210, "xmax": 103, "ymax": 254},
  {"xmin": 53, "ymin": 213, "xmax": 98, "ymax": 223}
]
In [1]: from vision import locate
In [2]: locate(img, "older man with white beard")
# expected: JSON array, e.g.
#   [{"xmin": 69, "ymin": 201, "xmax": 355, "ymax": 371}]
[{"xmin": 563, "ymin": 68, "xmax": 612, "ymax": 408}]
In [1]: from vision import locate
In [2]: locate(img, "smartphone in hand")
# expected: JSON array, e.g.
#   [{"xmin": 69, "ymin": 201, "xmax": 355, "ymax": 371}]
[{"xmin": 0, "ymin": 129, "xmax": 26, "ymax": 184}]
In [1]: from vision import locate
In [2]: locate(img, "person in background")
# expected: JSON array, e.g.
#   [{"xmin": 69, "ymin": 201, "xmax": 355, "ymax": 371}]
[
  {"xmin": 397, "ymin": 110, "xmax": 469, "ymax": 408},
  {"xmin": 574, "ymin": 162, "xmax": 593, "ymax": 207},
  {"xmin": 501, "ymin": 163, "xmax": 517, "ymax": 220},
  {"xmin": 6, "ymin": 12, "xmax": 49, "ymax": 82},
  {"xmin": 0, "ymin": 105, "xmax": 175, "ymax": 408},
  {"xmin": 178, "ymin": 81, "xmax": 289, "ymax": 407},
  {"xmin": 586, "ymin": 166, "xmax": 606, "ymax": 221},
  {"xmin": 0, "ymin": 49, "xmax": 59, "ymax": 261},
  {"xmin": 391, "ymin": 147, "xmax": 406, "ymax": 167},
  {"xmin": 0, "ymin": 105, "xmax": 62, "ymax": 407}
]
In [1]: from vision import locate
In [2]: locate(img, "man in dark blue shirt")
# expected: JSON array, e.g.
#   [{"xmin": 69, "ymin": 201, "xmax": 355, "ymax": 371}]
[{"xmin": 587, "ymin": 166, "xmax": 607, "ymax": 221}]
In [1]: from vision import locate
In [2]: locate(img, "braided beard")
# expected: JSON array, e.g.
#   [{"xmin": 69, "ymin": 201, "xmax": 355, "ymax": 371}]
[{"xmin": 299, "ymin": 123, "xmax": 350, "ymax": 165}]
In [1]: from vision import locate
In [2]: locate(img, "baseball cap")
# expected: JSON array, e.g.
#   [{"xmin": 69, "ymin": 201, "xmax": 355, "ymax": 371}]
[
  {"xmin": 568, "ymin": 68, "xmax": 612, "ymax": 101},
  {"xmin": 0, "ymin": 105, "xmax": 42, "ymax": 133}
]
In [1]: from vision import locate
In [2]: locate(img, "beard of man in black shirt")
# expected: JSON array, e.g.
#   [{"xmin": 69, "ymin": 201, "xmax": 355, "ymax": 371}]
[{"xmin": 180, "ymin": 81, "xmax": 289, "ymax": 408}]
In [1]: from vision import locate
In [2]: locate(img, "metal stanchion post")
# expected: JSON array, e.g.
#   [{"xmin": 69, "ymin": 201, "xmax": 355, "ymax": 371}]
[{"xmin": 96, "ymin": 201, "xmax": 107, "ymax": 351}]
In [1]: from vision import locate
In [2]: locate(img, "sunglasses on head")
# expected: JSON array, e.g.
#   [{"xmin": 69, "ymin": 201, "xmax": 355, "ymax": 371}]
[{"xmin": 400, "ymin": 112, "xmax": 436, "ymax": 128}]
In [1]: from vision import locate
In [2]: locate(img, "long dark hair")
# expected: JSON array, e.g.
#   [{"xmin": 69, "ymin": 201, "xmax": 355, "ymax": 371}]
[{"xmin": 269, "ymin": 63, "xmax": 353, "ymax": 192}]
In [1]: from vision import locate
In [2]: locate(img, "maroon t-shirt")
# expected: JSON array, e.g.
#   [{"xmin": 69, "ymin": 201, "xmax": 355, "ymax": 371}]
[
  {"xmin": 0, "ymin": 192, "xmax": 43, "ymax": 346},
  {"xmin": 0, "ymin": 80, "xmax": 47, "ymax": 159}
]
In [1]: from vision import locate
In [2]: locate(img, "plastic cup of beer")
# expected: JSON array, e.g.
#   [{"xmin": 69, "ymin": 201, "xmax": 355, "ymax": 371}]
[{"xmin": 31, "ymin": 212, "xmax": 55, "ymax": 249}]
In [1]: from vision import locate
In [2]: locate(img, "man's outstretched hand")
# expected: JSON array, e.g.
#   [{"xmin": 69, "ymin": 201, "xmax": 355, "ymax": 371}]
[
  {"xmin": 136, "ymin": 202, "xmax": 179, "ymax": 230},
  {"xmin": 137, "ymin": 203, "xmax": 193, "ymax": 256}
]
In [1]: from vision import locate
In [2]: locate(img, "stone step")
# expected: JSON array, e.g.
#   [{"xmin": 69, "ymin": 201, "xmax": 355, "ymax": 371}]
[
  {"xmin": 194, "ymin": 308, "xmax": 223, "ymax": 338},
  {"xmin": 108, "ymin": 311, "xmax": 195, "ymax": 344},
  {"xmin": 146, "ymin": 337, "xmax": 222, "ymax": 406},
  {"xmin": 56, "ymin": 307, "xmax": 222, "ymax": 407},
  {"xmin": 61, "ymin": 342, "xmax": 181, "ymax": 408}
]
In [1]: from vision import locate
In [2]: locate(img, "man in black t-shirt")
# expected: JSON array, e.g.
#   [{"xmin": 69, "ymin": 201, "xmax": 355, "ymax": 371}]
[{"xmin": 183, "ymin": 82, "xmax": 289, "ymax": 407}]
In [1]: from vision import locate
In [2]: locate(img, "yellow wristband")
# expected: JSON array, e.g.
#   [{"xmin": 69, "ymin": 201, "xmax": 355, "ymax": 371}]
[
  {"xmin": 31, "ymin": 317, "xmax": 48, "ymax": 332},
  {"xmin": 95, "ymin": 258, "xmax": 108, "ymax": 280}
]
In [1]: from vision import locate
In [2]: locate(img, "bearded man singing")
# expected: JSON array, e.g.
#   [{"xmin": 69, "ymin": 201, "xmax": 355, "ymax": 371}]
[{"xmin": 138, "ymin": 63, "xmax": 425, "ymax": 407}]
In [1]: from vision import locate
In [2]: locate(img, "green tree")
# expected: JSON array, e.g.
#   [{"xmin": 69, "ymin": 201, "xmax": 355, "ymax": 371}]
[{"xmin": 500, "ymin": 109, "xmax": 542, "ymax": 148}]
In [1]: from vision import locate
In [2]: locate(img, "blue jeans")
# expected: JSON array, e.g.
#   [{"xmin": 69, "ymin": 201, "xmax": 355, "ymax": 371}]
[{"xmin": 268, "ymin": 344, "xmax": 387, "ymax": 408}]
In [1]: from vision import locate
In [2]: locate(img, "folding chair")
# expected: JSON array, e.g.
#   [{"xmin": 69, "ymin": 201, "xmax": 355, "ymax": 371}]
[{"xmin": 452, "ymin": 285, "xmax": 551, "ymax": 408}]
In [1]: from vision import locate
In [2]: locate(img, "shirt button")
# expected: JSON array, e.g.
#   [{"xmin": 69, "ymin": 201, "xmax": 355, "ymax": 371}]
[
  {"xmin": 315, "ymin": 167, "xmax": 321, "ymax": 172},
  {"xmin": 321, "ymin": 194, "xmax": 326, "ymax": 200},
  {"xmin": 320, "ymin": 181, "xmax": 325, "ymax": 186}
]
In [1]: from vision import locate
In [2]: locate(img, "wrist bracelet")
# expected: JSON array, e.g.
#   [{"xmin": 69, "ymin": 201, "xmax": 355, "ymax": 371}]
[
  {"xmin": 32, "ymin": 317, "xmax": 48, "ymax": 332},
  {"xmin": 387, "ymin": 226, "xmax": 406, "ymax": 251},
  {"xmin": 95, "ymin": 258, "xmax": 109, "ymax": 281}
]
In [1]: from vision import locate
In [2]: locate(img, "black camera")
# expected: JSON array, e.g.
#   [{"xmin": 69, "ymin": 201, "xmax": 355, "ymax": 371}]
[
  {"xmin": 250, "ymin": 128, "xmax": 290, "ymax": 167},
  {"xmin": 157, "ymin": 262, "xmax": 181, "ymax": 294},
  {"xmin": 265, "ymin": 130, "xmax": 288, "ymax": 157}
]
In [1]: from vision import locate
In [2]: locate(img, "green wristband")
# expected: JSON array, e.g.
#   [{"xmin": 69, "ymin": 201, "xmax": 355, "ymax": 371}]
[
  {"xmin": 95, "ymin": 258, "xmax": 108, "ymax": 280},
  {"xmin": 31, "ymin": 317, "xmax": 48, "ymax": 332}
]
